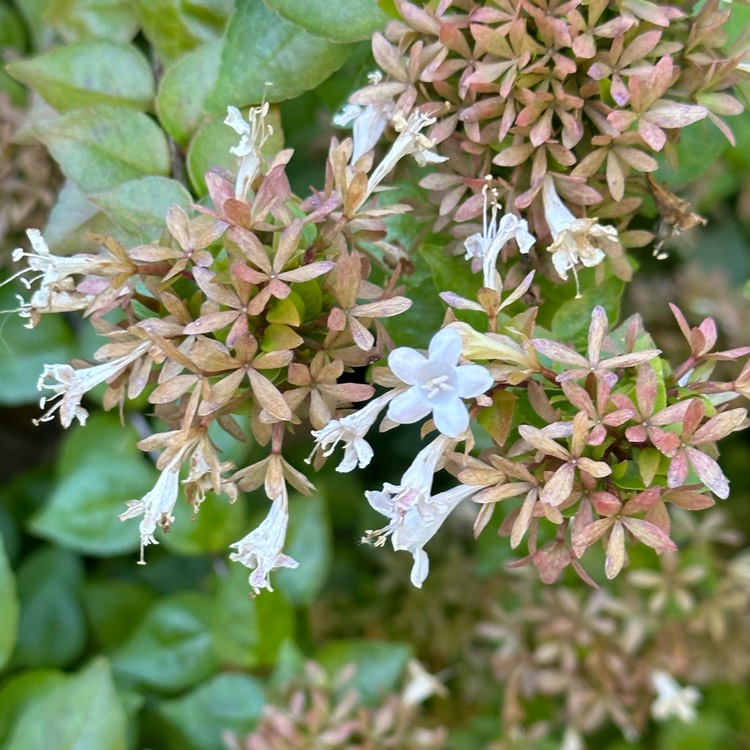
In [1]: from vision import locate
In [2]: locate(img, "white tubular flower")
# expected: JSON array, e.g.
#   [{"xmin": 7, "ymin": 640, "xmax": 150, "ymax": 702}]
[
  {"xmin": 365, "ymin": 110, "xmax": 447, "ymax": 201},
  {"xmin": 36, "ymin": 340, "xmax": 152, "ymax": 428},
  {"xmin": 229, "ymin": 485, "xmax": 298, "ymax": 595},
  {"xmin": 119, "ymin": 454, "xmax": 184, "ymax": 564},
  {"xmin": 307, "ymin": 390, "xmax": 400, "ymax": 472},
  {"xmin": 651, "ymin": 671, "xmax": 701, "ymax": 723},
  {"xmin": 333, "ymin": 71, "xmax": 394, "ymax": 163},
  {"xmin": 542, "ymin": 175, "xmax": 620, "ymax": 297},
  {"xmin": 463, "ymin": 181, "xmax": 535, "ymax": 291},
  {"xmin": 365, "ymin": 435, "xmax": 476, "ymax": 587},
  {"xmin": 387, "ymin": 327, "xmax": 494, "ymax": 438},
  {"xmin": 225, "ymin": 103, "xmax": 273, "ymax": 200}
]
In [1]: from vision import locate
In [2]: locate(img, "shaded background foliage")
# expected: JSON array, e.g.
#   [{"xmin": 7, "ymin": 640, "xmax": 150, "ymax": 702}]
[{"xmin": 1, "ymin": 0, "xmax": 750, "ymax": 748}]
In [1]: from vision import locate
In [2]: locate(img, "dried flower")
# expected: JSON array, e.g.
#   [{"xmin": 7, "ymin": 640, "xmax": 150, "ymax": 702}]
[
  {"xmin": 387, "ymin": 327, "xmax": 493, "ymax": 438},
  {"xmin": 225, "ymin": 103, "xmax": 273, "ymax": 199}
]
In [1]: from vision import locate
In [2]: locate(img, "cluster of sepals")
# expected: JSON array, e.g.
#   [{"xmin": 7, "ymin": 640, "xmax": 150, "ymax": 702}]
[
  {"xmin": 5, "ymin": 0, "xmax": 750, "ymax": 597},
  {"xmin": 349, "ymin": 0, "xmax": 748, "ymax": 281}
]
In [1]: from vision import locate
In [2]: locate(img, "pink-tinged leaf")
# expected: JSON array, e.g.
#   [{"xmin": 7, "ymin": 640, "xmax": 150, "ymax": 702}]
[
  {"xmin": 349, "ymin": 315, "xmax": 375, "ymax": 351},
  {"xmin": 639, "ymin": 119, "xmax": 666, "ymax": 151},
  {"xmin": 626, "ymin": 425, "xmax": 648, "ymax": 443},
  {"xmin": 572, "ymin": 517, "xmax": 613, "ymax": 556},
  {"xmin": 605, "ymin": 521, "xmax": 626, "ymax": 578},
  {"xmin": 604, "ymin": 349, "xmax": 661, "ymax": 370},
  {"xmin": 664, "ymin": 488, "xmax": 715, "ymax": 510},
  {"xmin": 587, "ymin": 306, "xmax": 608, "ymax": 362},
  {"xmin": 591, "ymin": 491, "xmax": 621, "ymax": 517},
  {"xmin": 531, "ymin": 339, "xmax": 588, "ymax": 367},
  {"xmin": 440, "ymin": 291, "xmax": 483, "ymax": 311},
  {"xmin": 232, "ymin": 262, "xmax": 267, "ymax": 285},
  {"xmin": 189, "ymin": 337, "xmax": 238, "ymax": 372},
  {"xmin": 396, "ymin": 0, "xmax": 441, "ymax": 36},
  {"xmin": 352, "ymin": 297, "xmax": 412, "ymax": 318},
  {"xmin": 697, "ymin": 316, "xmax": 718, "ymax": 353},
  {"xmin": 622, "ymin": 517, "xmax": 677, "ymax": 553},
  {"xmin": 510, "ymin": 489, "xmax": 537, "ymax": 549},
  {"xmin": 669, "ymin": 303, "xmax": 692, "ymax": 341},
  {"xmin": 371, "ymin": 32, "xmax": 408, "ymax": 82},
  {"xmin": 148, "ymin": 374, "xmax": 199, "ymax": 404},
  {"xmin": 685, "ymin": 446, "xmax": 730, "ymax": 499},
  {"xmin": 540, "ymin": 463, "xmax": 576, "ymax": 506},
  {"xmin": 279, "ymin": 260, "xmax": 335, "ymax": 283},
  {"xmin": 577, "ymin": 457, "xmax": 612, "ymax": 479},
  {"xmin": 682, "ymin": 398, "xmax": 704, "ymax": 439},
  {"xmin": 692, "ymin": 408, "xmax": 747, "ymax": 444},
  {"xmin": 474, "ymin": 502, "xmax": 495, "ymax": 538},
  {"xmin": 622, "ymin": 486, "xmax": 661, "ymax": 514},
  {"xmin": 635, "ymin": 362, "xmax": 657, "ymax": 416},
  {"xmin": 604, "ymin": 408, "xmax": 635, "ymax": 427},
  {"xmin": 518, "ymin": 425, "xmax": 570, "ymax": 461},
  {"xmin": 646, "ymin": 102, "xmax": 708, "ymax": 129},
  {"xmin": 607, "ymin": 110, "xmax": 638, "ymax": 132},
  {"xmin": 533, "ymin": 542, "xmax": 570, "ymax": 584},
  {"xmin": 228, "ymin": 226, "xmax": 272, "ymax": 273},
  {"xmin": 183, "ymin": 310, "xmax": 240, "ymax": 335},
  {"xmin": 247, "ymin": 368, "xmax": 292, "ymax": 421},
  {"xmin": 649, "ymin": 426, "xmax": 680, "ymax": 455},
  {"xmin": 493, "ymin": 143, "xmax": 535, "ymax": 167},
  {"xmin": 667, "ymin": 450, "xmax": 688, "ymax": 488},
  {"xmin": 560, "ymin": 380, "xmax": 593, "ymax": 414},
  {"xmin": 459, "ymin": 95, "xmax": 507, "ymax": 122},
  {"xmin": 651, "ymin": 399, "xmax": 694, "ymax": 426}
]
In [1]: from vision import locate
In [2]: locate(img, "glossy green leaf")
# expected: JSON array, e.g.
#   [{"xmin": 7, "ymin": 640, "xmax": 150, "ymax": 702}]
[
  {"xmin": 0, "ymin": 534, "xmax": 18, "ymax": 670},
  {"xmin": 32, "ymin": 105, "xmax": 170, "ymax": 193},
  {"xmin": 551, "ymin": 275, "xmax": 624, "ymax": 350},
  {"xmin": 13, "ymin": 0, "xmax": 56, "ymax": 49},
  {"xmin": 6, "ymin": 658, "xmax": 127, "ymax": 750},
  {"xmin": 186, "ymin": 104, "xmax": 283, "ymax": 195},
  {"xmin": 161, "ymin": 492, "xmax": 247, "ymax": 555},
  {"xmin": 210, "ymin": 563, "xmax": 295, "ymax": 669},
  {"xmin": 156, "ymin": 41, "xmax": 222, "ymax": 146},
  {"xmin": 30, "ymin": 414, "xmax": 158, "ymax": 556},
  {"xmin": 0, "ymin": 670, "xmax": 66, "ymax": 746},
  {"xmin": 206, "ymin": 0, "xmax": 354, "ymax": 112},
  {"xmin": 264, "ymin": 0, "xmax": 387, "ymax": 43},
  {"xmin": 7, "ymin": 39, "xmax": 154, "ymax": 112},
  {"xmin": 90, "ymin": 176, "xmax": 193, "ymax": 243},
  {"xmin": 112, "ymin": 592, "xmax": 218, "ymax": 692},
  {"xmin": 275, "ymin": 494, "xmax": 331, "ymax": 605},
  {"xmin": 43, "ymin": 0, "xmax": 137, "ymax": 42},
  {"xmin": 136, "ymin": 0, "xmax": 233, "ymax": 65},
  {"xmin": 315, "ymin": 639, "xmax": 412, "ymax": 705},
  {"xmin": 157, "ymin": 673, "xmax": 265, "ymax": 750},
  {"xmin": 15, "ymin": 547, "xmax": 86, "ymax": 668},
  {"xmin": 0, "ymin": 3, "xmax": 27, "ymax": 48},
  {"xmin": 82, "ymin": 580, "xmax": 157, "ymax": 651},
  {"xmin": 656, "ymin": 119, "xmax": 730, "ymax": 188},
  {"xmin": 6, "ymin": 41, "xmax": 154, "ymax": 112},
  {"xmin": 0, "ymin": 285, "xmax": 76, "ymax": 405}
]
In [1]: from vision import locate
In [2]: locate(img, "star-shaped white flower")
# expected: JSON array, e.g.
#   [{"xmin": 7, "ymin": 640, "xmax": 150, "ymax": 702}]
[
  {"xmin": 387, "ymin": 328, "xmax": 493, "ymax": 438},
  {"xmin": 651, "ymin": 671, "xmax": 701, "ymax": 723}
]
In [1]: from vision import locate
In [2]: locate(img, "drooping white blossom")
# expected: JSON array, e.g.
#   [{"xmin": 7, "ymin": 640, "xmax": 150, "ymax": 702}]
[
  {"xmin": 307, "ymin": 390, "xmax": 401, "ymax": 472},
  {"xmin": 387, "ymin": 327, "xmax": 494, "ymax": 438},
  {"xmin": 542, "ymin": 175, "xmax": 621, "ymax": 297},
  {"xmin": 651, "ymin": 671, "xmax": 701, "ymax": 723},
  {"xmin": 119, "ymin": 453, "xmax": 184, "ymax": 564},
  {"xmin": 365, "ymin": 435, "xmax": 477, "ymax": 587},
  {"xmin": 36, "ymin": 339, "xmax": 152, "ymax": 428},
  {"xmin": 463, "ymin": 181, "xmax": 535, "ymax": 290},
  {"xmin": 225, "ymin": 103, "xmax": 273, "ymax": 200},
  {"xmin": 364, "ymin": 110, "xmax": 447, "ymax": 202},
  {"xmin": 333, "ymin": 71, "xmax": 394, "ymax": 163},
  {"xmin": 229, "ymin": 485, "xmax": 298, "ymax": 595}
]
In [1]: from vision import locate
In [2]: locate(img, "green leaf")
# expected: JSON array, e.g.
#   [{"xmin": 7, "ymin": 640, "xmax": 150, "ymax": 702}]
[
  {"xmin": 15, "ymin": 547, "xmax": 86, "ymax": 668},
  {"xmin": 6, "ymin": 41, "xmax": 154, "ymax": 112},
  {"xmin": 0, "ymin": 285, "xmax": 76, "ymax": 405},
  {"xmin": 206, "ymin": 0, "xmax": 354, "ymax": 112},
  {"xmin": 157, "ymin": 673, "xmax": 265, "ymax": 750},
  {"xmin": 161, "ymin": 492, "xmax": 247, "ymax": 555},
  {"xmin": 264, "ymin": 0, "xmax": 387, "ymax": 43},
  {"xmin": 90, "ymin": 176, "xmax": 193, "ymax": 243},
  {"xmin": 315, "ymin": 639, "xmax": 412, "ymax": 705},
  {"xmin": 32, "ymin": 105, "xmax": 170, "ymax": 193},
  {"xmin": 43, "ymin": 0, "xmax": 139, "ymax": 43},
  {"xmin": 13, "ymin": 0, "xmax": 56, "ymax": 49},
  {"xmin": 0, "ymin": 670, "xmax": 66, "ymax": 746},
  {"xmin": 0, "ymin": 3, "xmax": 27, "ymax": 49},
  {"xmin": 112, "ymin": 592, "xmax": 218, "ymax": 692},
  {"xmin": 275, "ymin": 494, "xmax": 331, "ymax": 605},
  {"xmin": 136, "ymin": 0, "xmax": 233, "ymax": 66},
  {"xmin": 6, "ymin": 658, "xmax": 127, "ymax": 750},
  {"xmin": 210, "ymin": 563, "xmax": 295, "ymax": 669},
  {"xmin": 43, "ymin": 181, "xmax": 114, "ymax": 253},
  {"xmin": 156, "ymin": 41, "xmax": 222, "ymax": 147},
  {"xmin": 0, "ymin": 534, "xmax": 18, "ymax": 670},
  {"xmin": 551, "ymin": 275, "xmax": 625, "ymax": 350},
  {"xmin": 82, "ymin": 580, "xmax": 157, "ymax": 651},
  {"xmin": 30, "ymin": 413, "xmax": 158, "ymax": 556},
  {"xmin": 186, "ymin": 105, "xmax": 284, "ymax": 195}
]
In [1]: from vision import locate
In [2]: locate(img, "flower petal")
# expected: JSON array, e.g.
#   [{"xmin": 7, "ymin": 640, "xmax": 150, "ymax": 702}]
[
  {"xmin": 388, "ymin": 347, "xmax": 427, "ymax": 385},
  {"xmin": 428, "ymin": 327, "xmax": 462, "ymax": 365},
  {"xmin": 455, "ymin": 364, "xmax": 493, "ymax": 398},
  {"xmin": 387, "ymin": 387, "xmax": 432, "ymax": 425},
  {"xmin": 432, "ymin": 398, "xmax": 469, "ymax": 438}
]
